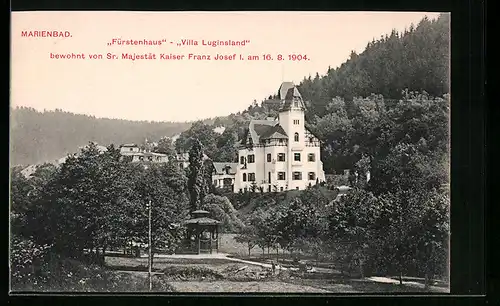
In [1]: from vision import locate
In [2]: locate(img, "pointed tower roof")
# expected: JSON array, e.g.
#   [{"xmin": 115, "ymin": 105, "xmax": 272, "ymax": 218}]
[{"xmin": 278, "ymin": 82, "xmax": 305, "ymax": 112}]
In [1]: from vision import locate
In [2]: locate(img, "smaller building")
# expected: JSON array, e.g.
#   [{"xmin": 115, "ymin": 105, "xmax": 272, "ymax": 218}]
[
  {"xmin": 182, "ymin": 210, "xmax": 221, "ymax": 254},
  {"xmin": 174, "ymin": 152, "xmax": 211, "ymax": 170},
  {"xmin": 119, "ymin": 144, "xmax": 168, "ymax": 163},
  {"xmin": 212, "ymin": 162, "xmax": 238, "ymax": 190}
]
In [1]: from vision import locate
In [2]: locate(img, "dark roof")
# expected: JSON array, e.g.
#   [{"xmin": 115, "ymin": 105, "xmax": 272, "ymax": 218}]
[
  {"xmin": 278, "ymin": 82, "xmax": 306, "ymax": 112},
  {"xmin": 212, "ymin": 162, "xmax": 238, "ymax": 175},
  {"xmin": 259, "ymin": 124, "xmax": 288, "ymax": 140},
  {"xmin": 184, "ymin": 217, "xmax": 221, "ymax": 226},
  {"xmin": 247, "ymin": 119, "xmax": 277, "ymax": 143},
  {"xmin": 278, "ymin": 82, "xmax": 297, "ymax": 100}
]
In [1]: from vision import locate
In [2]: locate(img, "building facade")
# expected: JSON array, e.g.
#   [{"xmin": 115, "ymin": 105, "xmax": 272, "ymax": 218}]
[
  {"xmin": 212, "ymin": 162, "xmax": 237, "ymax": 191},
  {"xmin": 119, "ymin": 144, "xmax": 168, "ymax": 163},
  {"xmin": 234, "ymin": 82, "xmax": 326, "ymax": 193}
]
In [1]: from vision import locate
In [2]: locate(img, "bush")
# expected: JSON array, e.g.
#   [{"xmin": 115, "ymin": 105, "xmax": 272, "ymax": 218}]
[
  {"xmin": 10, "ymin": 235, "xmax": 176, "ymax": 292},
  {"xmin": 162, "ymin": 266, "xmax": 224, "ymax": 281}
]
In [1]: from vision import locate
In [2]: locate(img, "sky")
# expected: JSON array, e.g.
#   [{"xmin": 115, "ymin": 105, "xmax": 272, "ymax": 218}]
[{"xmin": 11, "ymin": 11, "xmax": 442, "ymax": 122}]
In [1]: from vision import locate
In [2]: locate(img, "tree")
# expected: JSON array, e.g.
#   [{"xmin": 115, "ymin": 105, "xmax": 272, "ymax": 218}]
[
  {"xmin": 187, "ymin": 139, "xmax": 206, "ymax": 211},
  {"xmin": 328, "ymin": 188, "xmax": 380, "ymax": 277},
  {"xmin": 154, "ymin": 136, "xmax": 176, "ymax": 158},
  {"xmin": 234, "ymin": 225, "xmax": 258, "ymax": 256},
  {"xmin": 201, "ymin": 194, "xmax": 243, "ymax": 233},
  {"xmin": 175, "ymin": 121, "xmax": 218, "ymax": 158},
  {"xmin": 133, "ymin": 163, "xmax": 189, "ymax": 262}
]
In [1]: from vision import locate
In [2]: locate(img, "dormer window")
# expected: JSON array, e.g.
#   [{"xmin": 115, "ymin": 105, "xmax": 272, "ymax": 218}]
[
  {"xmin": 294, "ymin": 132, "xmax": 299, "ymax": 142},
  {"xmin": 293, "ymin": 119, "xmax": 300, "ymax": 125}
]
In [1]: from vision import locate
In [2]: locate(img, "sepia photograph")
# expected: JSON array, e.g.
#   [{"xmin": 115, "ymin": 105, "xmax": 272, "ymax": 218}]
[{"xmin": 10, "ymin": 11, "xmax": 450, "ymax": 293}]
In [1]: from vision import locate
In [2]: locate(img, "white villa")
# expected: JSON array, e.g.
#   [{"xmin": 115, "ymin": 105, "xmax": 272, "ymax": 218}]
[
  {"xmin": 119, "ymin": 144, "xmax": 168, "ymax": 163},
  {"xmin": 234, "ymin": 82, "xmax": 326, "ymax": 193}
]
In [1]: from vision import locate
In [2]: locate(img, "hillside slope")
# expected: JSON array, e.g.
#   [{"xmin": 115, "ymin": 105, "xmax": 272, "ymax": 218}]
[{"xmin": 10, "ymin": 107, "xmax": 195, "ymax": 166}]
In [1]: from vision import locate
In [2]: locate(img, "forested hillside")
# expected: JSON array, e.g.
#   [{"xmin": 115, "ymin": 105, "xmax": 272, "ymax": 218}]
[{"xmin": 9, "ymin": 107, "xmax": 205, "ymax": 166}]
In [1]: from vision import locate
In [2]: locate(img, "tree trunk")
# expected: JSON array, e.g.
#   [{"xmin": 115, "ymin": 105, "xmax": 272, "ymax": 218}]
[
  {"xmin": 399, "ymin": 272, "xmax": 403, "ymax": 285},
  {"xmin": 101, "ymin": 246, "xmax": 107, "ymax": 266},
  {"xmin": 276, "ymin": 247, "xmax": 279, "ymax": 264},
  {"xmin": 424, "ymin": 273, "xmax": 430, "ymax": 290},
  {"xmin": 248, "ymin": 244, "xmax": 251, "ymax": 257}
]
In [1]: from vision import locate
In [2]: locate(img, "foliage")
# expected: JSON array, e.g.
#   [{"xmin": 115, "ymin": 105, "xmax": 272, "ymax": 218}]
[
  {"xmin": 298, "ymin": 14, "xmax": 450, "ymax": 118},
  {"xmin": 11, "ymin": 142, "xmax": 190, "ymax": 264},
  {"xmin": 187, "ymin": 139, "xmax": 207, "ymax": 211},
  {"xmin": 328, "ymin": 187, "xmax": 449, "ymax": 279},
  {"xmin": 201, "ymin": 194, "xmax": 244, "ymax": 233},
  {"xmin": 234, "ymin": 225, "xmax": 259, "ymax": 256},
  {"xmin": 10, "ymin": 236, "xmax": 175, "ymax": 292},
  {"xmin": 154, "ymin": 136, "xmax": 176, "ymax": 158}
]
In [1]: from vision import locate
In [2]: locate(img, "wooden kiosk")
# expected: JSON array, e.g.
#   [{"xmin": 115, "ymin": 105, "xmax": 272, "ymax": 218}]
[{"xmin": 183, "ymin": 210, "xmax": 221, "ymax": 254}]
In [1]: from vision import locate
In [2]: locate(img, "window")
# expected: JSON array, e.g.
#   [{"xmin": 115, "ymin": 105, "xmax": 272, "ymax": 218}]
[
  {"xmin": 213, "ymin": 180, "xmax": 217, "ymax": 185},
  {"xmin": 240, "ymin": 156, "xmax": 245, "ymax": 164},
  {"xmin": 130, "ymin": 148, "xmax": 133, "ymax": 151},
  {"xmin": 248, "ymin": 154, "xmax": 255, "ymax": 163},
  {"xmin": 293, "ymin": 119, "xmax": 300, "ymax": 125},
  {"xmin": 293, "ymin": 172, "xmax": 302, "ymax": 180},
  {"xmin": 294, "ymin": 153, "xmax": 301, "ymax": 161},
  {"xmin": 243, "ymin": 173, "xmax": 247, "ymax": 182},
  {"xmin": 279, "ymin": 139, "xmax": 284, "ymax": 144},
  {"xmin": 278, "ymin": 153, "xmax": 286, "ymax": 162},
  {"xmin": 308, "ymin": 172, "xmax": 316, "ymax": 180},
  {"xmin": 239, "ymin": 188, "xmax": 243, "ymax": 193},
  {"xmin": 248, "ymin": 173, "xmax": 256, "ymax": 181},
  {"xmin": 280, "ymin": 187, "xmax": 284, "ymax": 191},
  {"xmin": 294, "ymin": 132, "xmax": 299, "ymax": 142},
  {"xmin": 308, "ymin": 153, "xmax": 315, "ymax": 162},
  {"xmin": 309, "ymin": 137, "xmax": 314, "ymax": 143},
  {"xmin": 267, "ymin": 153, "xmax": 271, "ymax": 162},
  {"xmin": 278, "ymin": 172, "xmax": 286, "ymax": 180},
  {"xmin": 268, "ymin": 172, "xmax": 271, "ymax": 183},
  {"xmin": 267, "ymin": 139, "xmax": 271, "ymax": 144},
  {"xmin": 296, "ymin": 187, "xmax": 299, "ymax": 190},
  {"xmin": 268, "ymin": 185, "xmax": 271, "ymax": 192}
]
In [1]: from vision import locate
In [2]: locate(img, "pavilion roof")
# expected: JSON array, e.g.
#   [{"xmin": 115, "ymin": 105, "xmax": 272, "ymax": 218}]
[{"xmin": 184, "ymin": 217, "xmax": 221, "ymax": 226}]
